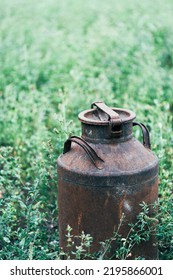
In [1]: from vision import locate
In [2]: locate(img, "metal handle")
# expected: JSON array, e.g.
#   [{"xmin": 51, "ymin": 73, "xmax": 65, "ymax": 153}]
[
  {"xmin": 133, "ymin": 122, "xmax": 151, "ymax": 149},
  {"xmin": 63, "ymin": 136, "xmax": 104, "ymax": 169},
  {"xmin": 91, "ymin": 101, "xmax": 122, "ymax": 137},
  {"xmin": 91, "ymin": 101, "xmax": 121, "ymax": 124}
]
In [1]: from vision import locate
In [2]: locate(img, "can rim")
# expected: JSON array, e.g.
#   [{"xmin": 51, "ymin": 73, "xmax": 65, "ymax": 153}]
[{"xmin": 78, "ymin": 108, "xmax": 136, "ymax": 125}]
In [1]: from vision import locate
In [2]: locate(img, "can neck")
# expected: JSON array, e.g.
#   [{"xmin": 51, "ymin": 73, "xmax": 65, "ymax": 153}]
[{"xmin": 81, "ymin": 121, "xmax": 133, "ymax": 144}]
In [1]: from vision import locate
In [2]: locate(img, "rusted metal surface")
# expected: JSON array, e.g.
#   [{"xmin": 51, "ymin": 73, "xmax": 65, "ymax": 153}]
[{"xmin": 57, "ymin": 102, "xmax": 159, "ymax": 259}]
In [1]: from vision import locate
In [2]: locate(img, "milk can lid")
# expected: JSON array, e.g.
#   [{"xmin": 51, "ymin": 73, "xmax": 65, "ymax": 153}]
[{"xmin": 78, "ymin": 101, "xmax": 136, "ymax": 126}]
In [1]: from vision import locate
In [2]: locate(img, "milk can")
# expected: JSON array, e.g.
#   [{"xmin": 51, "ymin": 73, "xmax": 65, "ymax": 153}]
[{"xmin": 57, "ymin": 101, "xmax": 158, "ymax": 259}]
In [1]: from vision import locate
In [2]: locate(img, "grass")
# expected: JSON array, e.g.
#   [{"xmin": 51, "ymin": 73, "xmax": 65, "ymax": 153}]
[{"xmin": 0, "ymin": 0, "xmax": 173, "ymax": 259}]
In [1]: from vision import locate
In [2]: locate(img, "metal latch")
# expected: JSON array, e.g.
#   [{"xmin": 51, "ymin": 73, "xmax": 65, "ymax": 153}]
[{"xmin": 91, "ymin": 101, "xmax": 122, "ymax": 137}]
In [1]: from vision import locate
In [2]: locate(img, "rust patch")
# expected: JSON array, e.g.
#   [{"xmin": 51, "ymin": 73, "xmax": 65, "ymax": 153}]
[{"xmin": 77, "ymin": 212, "xmax": 82, "ymax": 228}]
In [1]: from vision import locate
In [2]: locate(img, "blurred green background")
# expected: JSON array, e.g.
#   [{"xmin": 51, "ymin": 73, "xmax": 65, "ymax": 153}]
[{"xmin": 0, "ymin": 0, "xmax": 172, "ymax": 259}]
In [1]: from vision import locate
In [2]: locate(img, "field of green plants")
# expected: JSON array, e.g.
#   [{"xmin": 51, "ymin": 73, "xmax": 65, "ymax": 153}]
[{"xmin": 0, "ymin": 0, "xmax": 173, "ymax": 259}]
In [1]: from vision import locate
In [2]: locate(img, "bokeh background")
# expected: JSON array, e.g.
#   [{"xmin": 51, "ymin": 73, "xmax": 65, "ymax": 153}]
[{"xmin": 0, "ymin": 0, "xmax": 172, "ymax": 259}]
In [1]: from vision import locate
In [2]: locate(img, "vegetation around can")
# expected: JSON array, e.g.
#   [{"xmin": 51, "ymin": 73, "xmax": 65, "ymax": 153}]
[{"xmin": 0, "ymin": 0, "xmax": 173, "ymax": 259}]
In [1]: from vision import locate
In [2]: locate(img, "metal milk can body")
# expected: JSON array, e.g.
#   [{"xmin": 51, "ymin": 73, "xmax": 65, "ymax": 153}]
[{"xmin": 57, "ymin": 102, "xmax": 159, "ymax": 259}]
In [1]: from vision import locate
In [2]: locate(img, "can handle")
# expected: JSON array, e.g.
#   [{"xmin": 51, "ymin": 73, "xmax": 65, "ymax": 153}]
[
  {"xmin": 133, "ymin": 122, "xmax": 151, "ymax": 149},
  {"xmin": 63, "ymin": 136, "xmax": 104, "ymax": 169},
  {"xmin": 91, "ymin": 101, "xmax": 121, "ymax": 124}
]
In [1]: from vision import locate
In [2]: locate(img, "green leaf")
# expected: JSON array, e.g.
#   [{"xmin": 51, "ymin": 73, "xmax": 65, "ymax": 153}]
[
  {"xmin": 19, "ymin": 201, "xmax": 27, "ymax": 209},
  {"xmin": 3, "ymin": 237, "xmax": 10, "ymax": 243},
  {"xmin": 20, "ymin": 238, "xmax": 25, "ymax": 249}
]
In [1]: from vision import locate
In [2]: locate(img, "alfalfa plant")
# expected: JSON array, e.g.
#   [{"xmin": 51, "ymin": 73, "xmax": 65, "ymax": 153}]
[{"xmin": 58, "ymin": 225, "xmax": 94, "ymax": 260}]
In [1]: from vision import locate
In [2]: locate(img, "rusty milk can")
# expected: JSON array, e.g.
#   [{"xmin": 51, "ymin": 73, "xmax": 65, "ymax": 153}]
[{"xmin": 57, "ymin": 101, "xmax": 158, "ymax": 259}]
